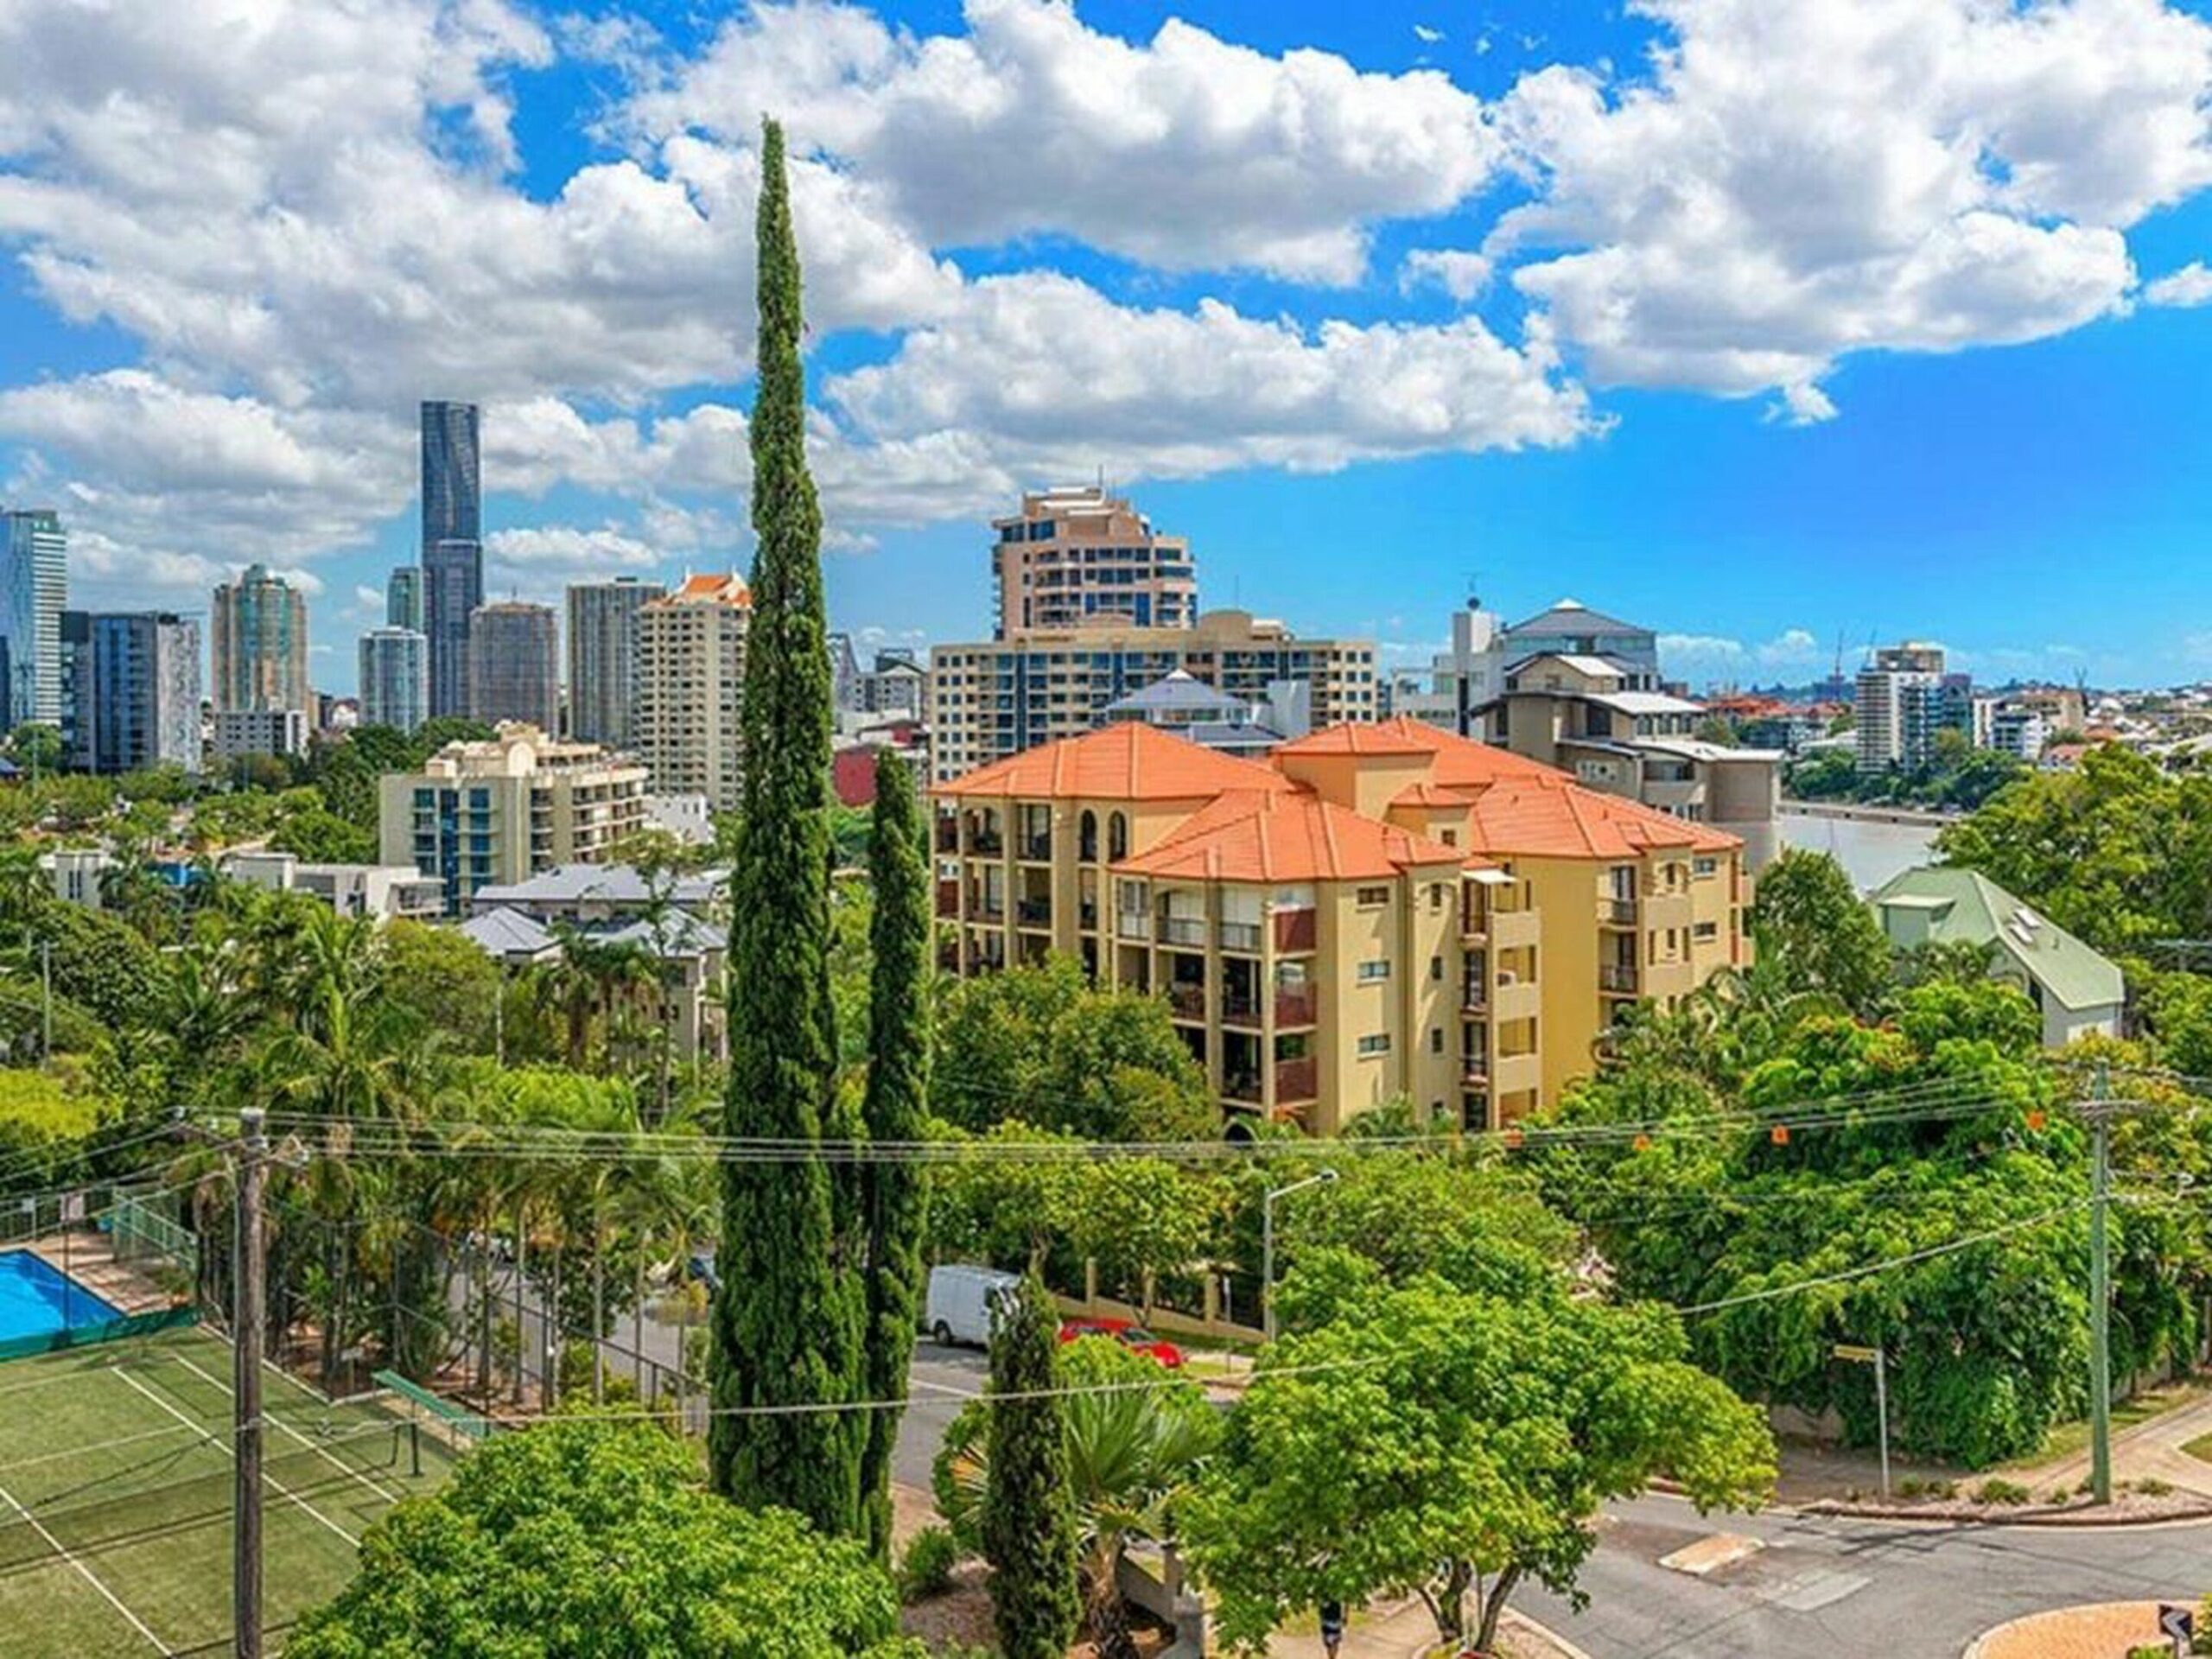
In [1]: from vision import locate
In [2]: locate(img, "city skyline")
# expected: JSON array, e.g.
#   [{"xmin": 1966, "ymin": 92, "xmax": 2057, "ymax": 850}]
[{"xmin": 5, "ymin": 0, "xmax": 2212, "ymax": 693}]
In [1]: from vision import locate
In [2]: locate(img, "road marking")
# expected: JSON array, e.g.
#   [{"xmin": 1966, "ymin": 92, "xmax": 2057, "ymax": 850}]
[
  {"xmin": 1659, "ymin": 1533, "xmax": 1765, "ymax": 1576},
  {"xmin": 111, "ymin": 1366, "xmax": 359, "ymax": 1548},
  {"xmin": 1755, "ymin": 1568, "xmax": 1870, "ymax": 1614},
  {"xmin": 0, "ymin": 1473, "xmax": 168, "ymax": 1651},
  {"xmin": 908, "ymin": 1377, "xmax": 982, "ymax": 1400},
  {"xmin": 170, "ymin": 1353, "xmax": 404, "ymax": 1508}
]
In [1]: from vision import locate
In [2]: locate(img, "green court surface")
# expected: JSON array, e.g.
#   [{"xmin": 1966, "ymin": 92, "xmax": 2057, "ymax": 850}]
[{"xmin": 0, "ymin": 1324, "xmax": 463, "ymax": 1656}]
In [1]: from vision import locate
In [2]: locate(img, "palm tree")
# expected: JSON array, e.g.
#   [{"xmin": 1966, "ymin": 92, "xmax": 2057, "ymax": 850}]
[
  {"xmin": 540, "ymin": 925, "xmax": 653, "ymax": 1072},
  {"xmin": 937, "ymin": 1341, "xmax": 1220, "ymax": 1659}
]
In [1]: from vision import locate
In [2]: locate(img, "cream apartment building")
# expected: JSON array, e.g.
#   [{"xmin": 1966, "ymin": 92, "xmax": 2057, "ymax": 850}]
[{"xmin": 635, "ymin": 574, "xmax": 751, "ymax": 811}]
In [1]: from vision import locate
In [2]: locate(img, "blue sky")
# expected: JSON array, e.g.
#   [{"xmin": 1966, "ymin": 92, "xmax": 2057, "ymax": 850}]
[{"xmin": 3, "ymin": 0, "xmax": 2212, "ymax": 694}]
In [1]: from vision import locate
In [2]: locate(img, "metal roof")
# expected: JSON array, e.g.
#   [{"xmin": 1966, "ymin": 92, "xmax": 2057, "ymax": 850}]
[{"xmin": 1871, "ymin": 866, "xmax": 2124, "ymax": 1013}]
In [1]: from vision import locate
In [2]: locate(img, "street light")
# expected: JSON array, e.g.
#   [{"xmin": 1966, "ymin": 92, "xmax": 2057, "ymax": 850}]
[{"xmin": 1262, "ymin": 1167, "xmax": 1338, "ymax": 1342}]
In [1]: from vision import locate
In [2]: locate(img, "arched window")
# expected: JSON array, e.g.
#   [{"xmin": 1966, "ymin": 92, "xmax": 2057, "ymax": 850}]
[
  {"xmin": 1108, "ymin": 811, "xmax": 1128, "ymax": 861},
  {"xmin": 1079, "ymin": 810, "xmax": 1098, "ymax": 863}
]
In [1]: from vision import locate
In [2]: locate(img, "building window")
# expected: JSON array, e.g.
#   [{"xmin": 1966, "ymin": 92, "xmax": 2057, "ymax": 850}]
[
  {"xmin": 1694, "ymin": 856, "xmax": 1719, "ymax": 877},
  {"xmin": 1694, "ymin": 920, "xmax": 1719, "ymax": 941},
  {"xmin": 1357, "ymin": 1033, "xmax": 1391, "ymax": 1058},
  {"xmin": 1357, "ymin": 960, "xmax": 1390, "ymax": 982},
  {"xmin": 1429, "ymin": 1028, "xmax": 1444, "ymax": 1054},
  {"xmin": 1429, "ymin": 955, "xmax": 1443, "ymax": 981},
  {"xmin": 1429, "ymin": 883, "xmax": 1445, "ymax": 912},
  {"xmin": 1109, "ymin": 812, "xmax": 1128, "ymax": 861},
  {"xmin": 1356, "ymin": 885, "xmax": 1390, "ymax": 908},
  {"xmin": 1440, "ymin": 829, "xmax": 1458, "ymax": 846}
]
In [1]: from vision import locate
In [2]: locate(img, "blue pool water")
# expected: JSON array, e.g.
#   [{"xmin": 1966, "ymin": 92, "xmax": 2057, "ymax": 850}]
[{"xmin": 0, "ymin": 1250, "xmax": 124, "ymax": 1342}]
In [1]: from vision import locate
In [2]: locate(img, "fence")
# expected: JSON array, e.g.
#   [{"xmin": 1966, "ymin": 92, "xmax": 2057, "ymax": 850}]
[{"xmin": 0, "ymin": 1183, "xmax": 200, "ymax": 1362}]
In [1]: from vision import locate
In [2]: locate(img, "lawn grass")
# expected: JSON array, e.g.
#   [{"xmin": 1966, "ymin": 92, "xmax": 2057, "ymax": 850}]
[
  {"xmin": 2000, "ymin": 1376, "xmax": 2212, "ymax": 1472},
  {"xmin": 0, "ymin": 1323, "xmax": 462, "ymax": 1655},
  {"xmin": 2183, "ymin": 1430, "xmax": 2212, "ymax": 1466}
]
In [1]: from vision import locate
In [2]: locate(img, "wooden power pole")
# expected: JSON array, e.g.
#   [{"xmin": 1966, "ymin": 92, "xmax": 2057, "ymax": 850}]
[{"xmin": 233, "ymin": 1107, "xmax": 268, "ymax": 1659}]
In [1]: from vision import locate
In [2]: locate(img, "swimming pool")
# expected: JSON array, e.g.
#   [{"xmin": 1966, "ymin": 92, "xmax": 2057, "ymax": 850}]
[{"xmin": 0, "ymin": 1249, "xmax": 124, "ymax": 1344}]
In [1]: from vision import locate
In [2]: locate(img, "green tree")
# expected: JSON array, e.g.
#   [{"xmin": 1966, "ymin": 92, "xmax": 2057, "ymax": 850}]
[
  {"xmin": 288, "ymin": 1417, "xmax": 922, "ymax": 1658},
  {"xmin": 937, "ymin": 1336, "xmax": 1219, "ymax": 1659},
  {"xmin": 1749, "ymin": 848, "xmax": 1893, "ymax": 1014},
  {"xmin": 858, "ymin": 751, "xmax": 930, "ymax": 1561},
  {"xmin": 982, "ymin": 1269, "xmax": 1082, "ymax": 1659},
  {"xmin": 709, "ymin": 116, "xmax": 866, "ymax": 1535},
  {"xmin": 1183, "ymin": 1262, "xmax": 1774, "ymax": 1653}
]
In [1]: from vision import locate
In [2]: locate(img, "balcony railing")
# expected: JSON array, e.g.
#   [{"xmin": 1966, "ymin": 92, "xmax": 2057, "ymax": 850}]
[
  {"xmin": 1274, "ymin": 987, "xmax": 1317, "ymax": 1028},
  {"xmin": 1599, "ymin": 962, "xmax": 1639, "ymax": 993},
  {"xmin": 1015, "ymin": 898, "xmax": 1052, "ymax": 927},
  {"xmin": 970, "ymin": 830, "xmax": 1004, "ymax": 856},
  {"xmin": 1461, "ymin": 899, "xmax": 1490, "ymax": 938},
  {"xmin": 1219, "ymin": 920, "xmax": 1262, "ymax": 954},
  {"xmin": 1117, "ymin": 910, "xmax": 1152, "ymax": 940},
  {"xmin": 1274, "ymin": 907, "xmax": 1317, "ymax": 952},
  {"xmin": 1224, "ymin": 1071, "xmax": 1264, "ymax": 1105},
  {"xmin": 1162, "ymin": 916, "xmax": 1208, "ymax": 947},
  {"xmin": 1221, "ymin": 993, "xmax": 1262, "ymax": 1027},
  {"xmin": 1020, "ymin": 834, "xmax": 1052, "ymax": 862},
  {"xmin": 1275, "ymin": 1056, "xmax": 1319, "ymax": 1103},
  {"xmin": 936, "ymin": 880, "xmax": 959, "ymax": 918},
  {"xmin": 975, "ymin": 896, "xmax": 1005, "ymax": 923},
  {"xmin": 1167, "ymin": 984, "xmax": 1206, "ymax": 1020},
  {"xmin": 1463, "ymin": 982, "xmax": 1489, "ymax": 1014},
  {"xmin": 1600, "ymin": 896, "xmax": 1638, "ymax": 926}
]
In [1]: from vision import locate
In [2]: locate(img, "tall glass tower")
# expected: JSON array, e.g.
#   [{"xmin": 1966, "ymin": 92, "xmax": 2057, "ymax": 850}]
[
  {"xmin": 0, "ymin": 509, "xmax": 67, "ymax": 729},
  {"xmin": 387, "ymin": 565, "xmax": 424, "ymax": 632},
  {"xmin": 420, "ymin": 401, "xmax": 482, "ymax": 718}
]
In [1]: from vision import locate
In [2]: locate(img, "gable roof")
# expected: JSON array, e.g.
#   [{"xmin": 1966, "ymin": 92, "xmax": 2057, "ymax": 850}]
[
  {"xmin": 1506, "ymin": 600, "xmax": 1650, "ymax": 639},
  {"xmin": 933, "ymin": 721, "xmax": 1294, "ymax": 801},
  {"xmin": 1276, "ymin": 716, "xmax": 1564, "ymax": 783},
  {"xmin": 1871, "ymin": 866, "xmax": 2124, "ymax": 1012},
  {"xmin": 470, "ymin": 863, "xmax": 726, "ymax": 909},
  {"xmin": 1458, "ymin": 776, "xmax": 1741, "ymax": 859},
  {"xmin": 1112, "ymin": 788, "xmax": 1474, "ymax": 883},
  {"xmin": 458, "ymin": 907, "xmax": 558, "ymax": 959}
]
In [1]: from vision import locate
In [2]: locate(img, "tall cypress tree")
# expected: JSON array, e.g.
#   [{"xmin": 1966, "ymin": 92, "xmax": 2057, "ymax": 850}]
[
  {"xmin": 708, "ymin": 116, "xmax": 866, "ymax": 1535},
  {"xmin": 982, "ymin": 1269, "xmax": 1082, "ymax": 1659},
  {"xmin": 858, "ymin": 749, "xmax": 931, "ymax": 1560}
]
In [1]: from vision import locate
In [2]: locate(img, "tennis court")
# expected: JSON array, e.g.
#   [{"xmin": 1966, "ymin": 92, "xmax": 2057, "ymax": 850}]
[{"xmin": 0, "ymin": 1323, "xmax": 464, "ymax": 1656}]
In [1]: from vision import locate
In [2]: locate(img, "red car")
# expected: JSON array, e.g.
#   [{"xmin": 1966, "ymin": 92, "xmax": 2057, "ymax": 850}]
[{"xmin": 1058, "ymin": 1317, "xmax": 1185, "ymax": 1369}]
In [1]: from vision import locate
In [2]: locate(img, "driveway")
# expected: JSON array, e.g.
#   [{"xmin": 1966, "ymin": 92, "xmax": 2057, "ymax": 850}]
[{"xmin": 1521, "ymin": 1492, "xmax": 2209, "ymax": 1659}]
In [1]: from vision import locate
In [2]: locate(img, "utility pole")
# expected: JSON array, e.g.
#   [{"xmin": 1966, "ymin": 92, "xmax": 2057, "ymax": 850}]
[
  {"xmin": 2085, "ymin": 1059, "xmax": 2115, "ymax": 1507},
  {"xmin": 40, "ymin": 939, "xmax": 51, "ymax": 1068},
  {"xmin": 1261, "ymin": 1169, "xmax": 1338, "ymax": 1342},
  {"xmin": 233, "ymin": 1107, "xmax": 268, "ymax": 1659}
]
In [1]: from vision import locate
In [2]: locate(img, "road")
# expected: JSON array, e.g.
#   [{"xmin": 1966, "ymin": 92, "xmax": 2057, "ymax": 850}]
[
  {"xmin": 893, "ymin": 1341, "xmax": 989, "ymax": 1489},
  {"xmin": 1519, "ymin": 1492, "xmax": 2209, "ymax": 1659}
]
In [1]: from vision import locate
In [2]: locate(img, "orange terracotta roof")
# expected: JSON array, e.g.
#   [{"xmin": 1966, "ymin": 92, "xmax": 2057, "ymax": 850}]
[
  {"xmin": 1279, "ymin": 716, "xmax": 1567, "ymax": 785},
  {"xmin": 1458, "ymin": 777, "xmax": 1740, "ymax": 859},
  {"xmin": 1391, "ymin": 779, "xmax": 1476, "ymax": 809},
  {"xmin": 658, "ymin": 573, "xmax": 751, "ymax": 606},
  {"xmin": 1114, "ymin": 788, "xmax": 1474, "ymax": 883},
  {"xmin": 932, "ymin": 722, "xmax": 1296, "ymax": 801}
]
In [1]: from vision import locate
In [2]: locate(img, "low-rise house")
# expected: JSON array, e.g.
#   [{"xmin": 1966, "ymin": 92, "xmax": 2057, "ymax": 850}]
[
  {"xmin": 465, "ymin": 862, "xmax": 725, "ymax": 924},
  {"xmin": 221, "ymin": 850, "xmax": 444, "ymax": 921},
  {"xmin": 1870, "ymin": 866, "xmax": 2124, "ymax": 1047}
]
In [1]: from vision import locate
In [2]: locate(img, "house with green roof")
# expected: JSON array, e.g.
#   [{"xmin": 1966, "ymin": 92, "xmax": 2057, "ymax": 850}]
[{"xmin": 1870, "ymin": 866, "xmax": 2124, "ymax": 1048}]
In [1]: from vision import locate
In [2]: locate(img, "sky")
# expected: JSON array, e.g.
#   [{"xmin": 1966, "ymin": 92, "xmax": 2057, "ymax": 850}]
[{"xmin": 4, "ymin": 0, "xmax": 2212, "ymax": 696}]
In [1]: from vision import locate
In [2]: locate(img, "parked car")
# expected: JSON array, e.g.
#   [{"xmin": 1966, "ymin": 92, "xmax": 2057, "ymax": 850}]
[
  {"xmin": 925, "ymin": 1264, "xmax": 1022, "ymax": 1348},
  {"xmin": 1058, "ymin": 1316, "xmax": 1185, "ymax": 1369}
]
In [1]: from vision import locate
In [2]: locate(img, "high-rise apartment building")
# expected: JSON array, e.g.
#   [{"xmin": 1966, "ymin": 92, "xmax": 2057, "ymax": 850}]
[
  {"xmin": 857, "ymin": 648, "xmax": 928, "ymax": 719},
  {"xmin": 991, "ymin": 486, "xmax": 1196, "ymax": 639},
  {"xmin": 1855, "ymin": 642, "xmax": 1957, "ymax": 773},
  {"xmin": 1, "ymin": 509, "xmax": 67, "ymax": 728},
  {"xmin": 359, "ymin": 626, "xmax": 429, "ymax": 734},
  {"xmin": 566, "ymin": 577, "xmax": 664, "ymax": 747},
  {"xmin": 467, "ymin": 601, "xmax": 559, "ymax": 732},
  {"xmin": 932, "ymin": 717, "xmax": 1747, "ymax": 1128},
  {"xmin": 636, "ymin": 575, "xmax": 751, "ymax": 811},
  {"xmin": 387, "ymin": 566, "xmax": 424, "ymax": 632},
  {"xmin": 421, "ymin": 401, "xmax": 482, "ymax": 718},
  {"xmin": 378, "ymin": 725, "xmax": 649, "ymax": 912},
  {"xmin": 60, "ymin": 610, "xmax": 202, "ymax": 774},
  {"xmin": 210, "ymin": 563, "xmax": 310, "ymax": 715},
  {"xmin": 928, "ymin": 609, "xmax": 1376, "ymax": 782}
]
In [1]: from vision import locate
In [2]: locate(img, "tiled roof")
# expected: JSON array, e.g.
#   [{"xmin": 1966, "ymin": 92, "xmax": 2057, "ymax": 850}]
[
  {"xmin": 1113, "ymin": 788, "xmax": 1473, "ymax": 882},
  {"xmin": 1458, "ymin": 777, "xmax": 1741, "ymax": 859},
  {"xmin": 1280, "ymin": 717, "xmax": 1566, "ymax": 785},
  {"xmin": 932, "ymin": 721, "xmax": 1295, "ymax": 801},
  {"xmin": 661, "ymin": 573, "xmax": 751, "ymax": 606}
]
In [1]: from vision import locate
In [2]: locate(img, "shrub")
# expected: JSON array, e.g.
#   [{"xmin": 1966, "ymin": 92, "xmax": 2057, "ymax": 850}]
[
  {"xmin": 2131, "ymin": 1476, "xmax": 2172, "ymax": 1497},
  {"xmin": 1973, "ymin": 1478, "xmax": 2030, "ymax": 1506},
  {"xmin": 897, "ymin": 1524, "xmax": 960, "ymax": 1603}
]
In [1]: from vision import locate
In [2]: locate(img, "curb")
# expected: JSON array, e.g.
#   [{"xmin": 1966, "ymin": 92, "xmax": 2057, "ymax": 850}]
[
  {"xmin": 1501, "ymin": 1608, "xmax": 1597, "ymax": 1659},
  {"xmin": 1960, "ymin": 1599, "xmax": 2177, "ymax": 1659},
  {"xmin": 1802, "ymin": 1497, "xmax": 2212, "ymax": 1529}
]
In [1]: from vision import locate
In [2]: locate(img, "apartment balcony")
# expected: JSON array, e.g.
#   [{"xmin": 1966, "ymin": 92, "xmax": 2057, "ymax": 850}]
[
  {"xmin": 1117, "ymin": 911, "xmax": 1153, "ymax": 940},
  {"xmin": 1221, "ymin": 993, "xmax": 1262, "ymax": 1029},
  {"xmin": 1274, "ymin": 987, "xmax": 1318, "ymax": 1029},
  {"xmin": 936, "ymin": 880, "xmax": 960, "ymax": 919},
  {"xmin": 1224, "ymin": 1071, "xmax": 1265, "ymax": 1106},
  {"xmin": 1493, "ymin": 906, "xmax": 1542, "ymax": 950},
  {"xmin": 969, "ymin": 830, "xmax": 1004, "ymax": 857},
  {"xmin": 1273, "ymin": 907, "xmax": 1317, "ymax": 953},
  {"xmin": 1078, "ymin": 900, "xmax": 1098, "ymax": 931},
  {"xmin": 1218, "ymin": 920, "xmax": 1262, "ymax": 954},
  {"xmin": 1599, "ymin": 962, "xmax": 1639, "ymax": 994},
  {"xmin": 1020, "ymin": 834, "xmax": 1052, "ymax": 862},
  {"xmin": 1274, "ymin": 1056, "xmax": 1319, "ymax": 1103},
  {"xmin": 1166, "ymin": 984, "xmax": 1207, "ymax": 1021},
  {"xmin": 1462, "ymin": 981, "xmax": 1489, "ymax": 1015},
  {"xmin": 1599, "ymin": 896, "xmax": 1639, "ymax": 927},
  {"xmin": 1015, "ymin": 898, "xmax": 1052, "ymax": 928},
  {"xmin": 934, "ymin": 820, "xmax": 960, "ymax": 855},
  {"xmin": 974, "ymin": 895, "xmax": 1006, "ymax": 924},
  {"xmin": 1462, "ymin": 1053, "xmax": 1491, "ymax": 1089},
  {"xmin": 1161, "ymin": 916, "xmax": 1209, "ymax": 948}
]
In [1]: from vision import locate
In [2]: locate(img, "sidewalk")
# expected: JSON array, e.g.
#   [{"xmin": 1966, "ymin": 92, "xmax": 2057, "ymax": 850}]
[{"xmin": 1265, "ymin": 1594, "xmax": 1591, "ymax": 1659}]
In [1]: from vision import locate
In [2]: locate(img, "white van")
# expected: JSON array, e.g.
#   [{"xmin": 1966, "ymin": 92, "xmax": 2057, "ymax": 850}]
[{"xmin": 924, "ymin": 1264, "xmax": 1022, "ymax": 1348}]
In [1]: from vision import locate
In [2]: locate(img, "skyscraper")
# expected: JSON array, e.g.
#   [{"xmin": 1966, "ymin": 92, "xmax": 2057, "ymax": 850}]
[
  {"xmin": 566, "ymin": 576, "xmax": 664, "ymax": 747},
  {"xmin": 636, "ymin": 574, "xmax": 752, "ymax": 810},
  {"xmin": 387, "ymin": 565, "xmax": 424, "ymax": 632},
  {"xmin": 60, "ymin": 609, "xmax": 202, "ymax": 774},
  {"xmin": 990, "ymin": 485, "xmax": 1196, "ymax": 639},
  {"xmin": 210, "ymin": 563, "xmax": 311, "ymax": 715},
  {"xmin": 467, "ymin": 601, "xmax": 559, "ymax": 732},
  {"xmin": 420, "ymin": 401, "xmax": 482, "ymax": 718},
  {"xmin": 0, "ymin": 509, "xmax": 67, "ymax": 729},
  {"xmin": 359, "ymin": 626, "xmax": 429, "ymax": 734}
]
